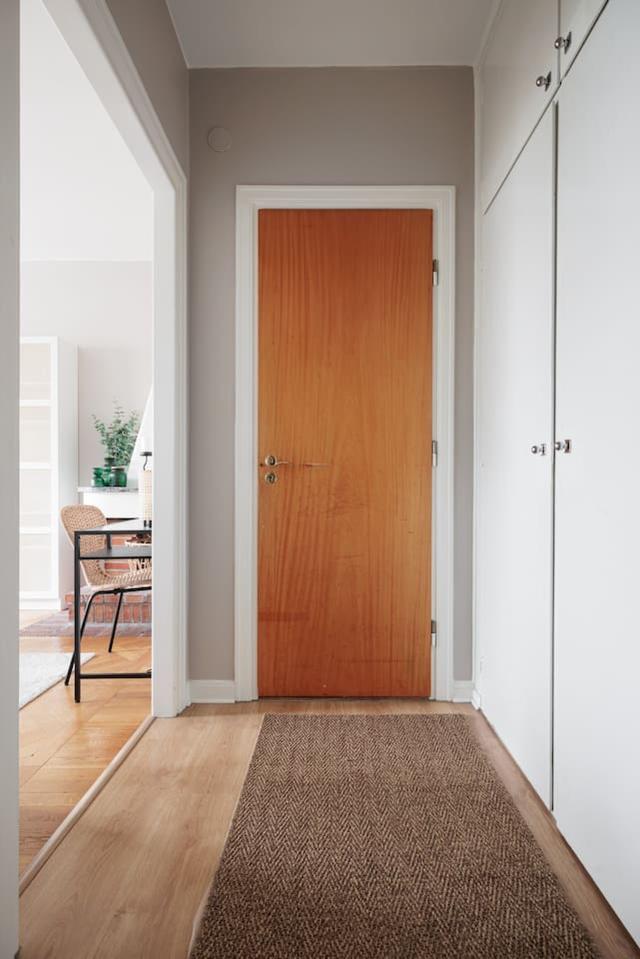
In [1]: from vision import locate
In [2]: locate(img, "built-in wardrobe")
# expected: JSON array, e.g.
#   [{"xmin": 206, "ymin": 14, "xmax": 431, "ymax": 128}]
[{"xmin": 476, "ymin": 0, "xmax": 640, "ymax": 945}]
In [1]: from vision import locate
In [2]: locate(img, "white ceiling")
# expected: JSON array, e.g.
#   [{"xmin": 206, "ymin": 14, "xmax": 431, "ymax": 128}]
[{"xmin": 166, "ymin": 0, "xmax": 496, "ymax": 69}]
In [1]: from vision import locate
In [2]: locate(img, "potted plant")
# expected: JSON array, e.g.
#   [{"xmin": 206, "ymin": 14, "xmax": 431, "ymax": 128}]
[{"xmin": 92, "ymin": 403, "xmax": 140, "ymax": 487}]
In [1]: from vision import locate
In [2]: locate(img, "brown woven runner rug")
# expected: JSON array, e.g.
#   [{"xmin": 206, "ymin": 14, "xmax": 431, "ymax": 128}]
[{"xmin": 190, "ymin": 714, "xmax": 598, "ymax": 959}]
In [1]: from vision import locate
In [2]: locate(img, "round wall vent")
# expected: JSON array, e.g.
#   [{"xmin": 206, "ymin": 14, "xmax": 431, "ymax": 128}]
[{"xmin": 207, "ymin": 127, "xmax": 232, "ymax": 153}]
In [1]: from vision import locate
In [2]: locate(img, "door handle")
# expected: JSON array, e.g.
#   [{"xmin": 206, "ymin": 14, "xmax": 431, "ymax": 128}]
[
  {"xmin": 263, "ymin": 454, "xmax": 290, "ymax": 467},
  {"xmin": 535, "ymin": 72, "xmax": 552, "ymax": 90}
]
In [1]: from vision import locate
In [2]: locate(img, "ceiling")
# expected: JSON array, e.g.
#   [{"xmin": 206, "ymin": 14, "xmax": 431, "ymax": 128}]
[{"xmin": 166, "ymin": 0, "xmax": 496, "ymax": 69}]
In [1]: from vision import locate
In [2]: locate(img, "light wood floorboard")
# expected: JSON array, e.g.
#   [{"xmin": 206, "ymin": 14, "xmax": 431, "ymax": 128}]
[
  {"xmin": 19, "ymin": 700, "xmax": 639, "ymax": 959},
  {"xmin": 20, "ymin": 623, "xmax": 150, "ymax": 875}
]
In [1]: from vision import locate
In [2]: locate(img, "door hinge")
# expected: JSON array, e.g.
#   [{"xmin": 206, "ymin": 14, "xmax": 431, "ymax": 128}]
[
  {"xmin": 432, "ymin": 259, "xmax": 439, "ymax": 286},
  {"xmin": 432, "ymin": 440, "xmax": 438, "ymax": 467},
  {"xmin": 431, "ymin": 620, "xmax": 437, "ymax": 647}
]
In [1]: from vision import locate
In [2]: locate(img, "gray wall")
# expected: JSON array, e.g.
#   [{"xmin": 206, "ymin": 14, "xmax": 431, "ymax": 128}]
[
  {"xmin": 189, "ymin": 67, "xmax": 475, "ymax": 683},
  {"xmin": 106, "ymin": 0, "xmax": 189, "ymax": 174},
  {"xmin": 0, "ymin": 0, "xmax": 19, "ymax": 952},
  {"xmin": 21, "ymin": 261, "xmax": 152, "ymax": 484}
]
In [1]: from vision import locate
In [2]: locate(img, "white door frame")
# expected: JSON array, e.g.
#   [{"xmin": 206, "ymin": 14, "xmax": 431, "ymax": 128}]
[
  {"xmin": 235, "ymin": 185, "xmax": 456, "ymax": 702},
  {"xmin": 43, "ymin": 0, "xmax": 189, "ymax": 716}
]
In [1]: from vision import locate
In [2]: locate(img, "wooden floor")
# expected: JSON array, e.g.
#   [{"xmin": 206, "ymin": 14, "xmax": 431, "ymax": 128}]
[
  {"xmin": 19, "ymin": 700, "xmax": 639, "ymax": 959},
  {"xmin": 19, "ymin": 611, "xmax": 151, "ymax": 875}
]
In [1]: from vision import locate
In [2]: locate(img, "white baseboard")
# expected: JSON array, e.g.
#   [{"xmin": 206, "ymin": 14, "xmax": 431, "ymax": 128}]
[
  {"xmin": 188, "ymin": 679, "xmax": 236, "ymax": 704},
  {"xmin": 451, "ymin": 680, "xmax": 474, "ymax": 703},
  {"xmin": 187, "ymin": 678, "xmax": 479, "ymax": 707},
  {"xmin": 19, "ymin": 597, "xmax": 63, "ymax": 611},
  {"xmin": 471, "ymin": 687, "xmax": 482, "ymax": 710}
]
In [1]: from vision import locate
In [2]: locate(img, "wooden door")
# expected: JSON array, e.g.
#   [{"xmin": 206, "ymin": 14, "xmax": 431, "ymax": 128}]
[
  {"xmin": 554, "ymin": 0, "xmax": 640, "ymax": 942},
  {"xmin": 258, "ymin": 209, "xmax": 432, "ymax": 698},
  {"xmin": 476, "ymin": 109, "xmax": 555, "ymax": 804}
]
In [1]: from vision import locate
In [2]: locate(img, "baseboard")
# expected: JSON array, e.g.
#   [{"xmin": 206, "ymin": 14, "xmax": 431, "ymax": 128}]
[
  {"xmin": 19, "ymin": 597, "xmax": 63, "ymax": 611},
  {"xmin": 451, "ymin": 680, "xmax": 474, "ymax": 703},
  {"xmin": 471, "ymin": 687, "xmax": 482, "ymax": 710},
  {"xmin": 187, "ymin": 679, "xmax": 476, "ymax": 705},
  {"xmin": 188, "ymin": 679, "xmax": 236, "ymax": 704}
]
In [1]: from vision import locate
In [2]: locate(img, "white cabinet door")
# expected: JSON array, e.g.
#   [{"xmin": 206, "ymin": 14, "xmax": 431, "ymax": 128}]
[
  {"xmin": 477, "ymin": 108, "xmax": 555, "ymax": 805},
  {"xmin": 19, "ymin": 337, "xmax": 77, "ymax": 609},
  {"xmin": 558, "ymin": 0, "xmax": 607, "ymax": 75},
  {"xmin": 555, "ymin": 0, "xmax": 640, "ymax": 944},
  {"xmin": 479, "ymin": 0, "xmax": 558, "ymax": 211}
]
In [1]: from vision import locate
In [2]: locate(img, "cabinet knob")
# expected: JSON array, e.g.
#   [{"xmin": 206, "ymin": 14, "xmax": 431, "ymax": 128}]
[
  {"xmin": 535, "ymin": 72, "xmax": 552, "ymax": 91},
  {"xmin": 554, "ymin": 32, "xmax": 572, "ymax": 52},
  {"xmin": 554, "ymin": 439, "xmax": 572, "ymax": 453},
  {"xmin": 531, "ymin": 443, "xmax": 547, "ymax": 456}
]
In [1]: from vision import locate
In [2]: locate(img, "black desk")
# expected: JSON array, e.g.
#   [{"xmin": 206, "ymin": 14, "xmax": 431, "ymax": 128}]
[{"xmin": 71, "ymin": 520, "xmax": 152, "ymax": 702}]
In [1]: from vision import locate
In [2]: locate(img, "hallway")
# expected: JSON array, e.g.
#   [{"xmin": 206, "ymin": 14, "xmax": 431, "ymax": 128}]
[{"xmin": 19, "ymin": 701, "xmax": 637, "ymax": 959}]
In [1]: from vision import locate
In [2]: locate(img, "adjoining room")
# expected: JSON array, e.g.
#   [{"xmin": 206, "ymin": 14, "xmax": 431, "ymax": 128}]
[{"xmin": 18, "ymin": 0, "xmax": 153, "ymax": 879}]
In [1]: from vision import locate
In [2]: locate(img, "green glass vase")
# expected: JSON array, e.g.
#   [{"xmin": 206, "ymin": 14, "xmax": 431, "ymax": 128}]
[{"xmin": 112, "ymin": 467, "xmax": 127, "ymax": 488}]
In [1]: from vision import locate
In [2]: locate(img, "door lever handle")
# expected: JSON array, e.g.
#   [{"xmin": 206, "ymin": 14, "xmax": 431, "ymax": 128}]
[{"xmin": 263, "ymin": 454, "xmax": 290, "ymax": 467}]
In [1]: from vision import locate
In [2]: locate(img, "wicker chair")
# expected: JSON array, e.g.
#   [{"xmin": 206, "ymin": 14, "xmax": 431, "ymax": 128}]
[{"xmin": 60, "ymin": 505, "xmax": 151, "ymax": 686}]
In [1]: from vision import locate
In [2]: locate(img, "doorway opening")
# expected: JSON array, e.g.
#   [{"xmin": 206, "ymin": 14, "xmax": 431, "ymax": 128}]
[
  {"xmin": 234, "ymin": 186, "xmax": 456, "ymax": 703},
  {"xmin": 18, "ymin": 0, "xmax": 187, "ymax": 890}
]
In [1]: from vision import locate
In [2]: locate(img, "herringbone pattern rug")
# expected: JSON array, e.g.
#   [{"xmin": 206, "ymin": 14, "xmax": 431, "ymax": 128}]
[{"xmin": 190, "ymin": 714, "xmax": 599, "ymax": 958}]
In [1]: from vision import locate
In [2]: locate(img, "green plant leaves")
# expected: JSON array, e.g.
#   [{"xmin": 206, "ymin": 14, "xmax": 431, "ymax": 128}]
[{"xmin": 92, "ymin": 402, "xmax": 141, "ymax": 466}]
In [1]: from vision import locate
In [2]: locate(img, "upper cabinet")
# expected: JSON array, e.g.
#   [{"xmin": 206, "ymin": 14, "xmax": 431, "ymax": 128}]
[
  {"xmin": 479, "ymin": 0, "xmax": 559, "ymax": 211},
  {"xmin": 558, "ymin": 0, "xmax": 608, "ymax": 75}
]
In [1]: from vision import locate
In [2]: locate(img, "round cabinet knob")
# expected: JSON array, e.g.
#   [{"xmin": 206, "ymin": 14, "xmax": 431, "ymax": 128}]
[
  {"xmin": 555, "ymin": 439, "xmax": 572, "ymax": 453},
  {"xmin": 554, "ymin": 32, "xmax": 572, "ymax": 52},
  {"xmin": 535, "ymin": 72, "xmax": 552, "ymax": 90},
  {"xmin": 531, "ymin": 443, "xmax": 547, "ymax": 456}
]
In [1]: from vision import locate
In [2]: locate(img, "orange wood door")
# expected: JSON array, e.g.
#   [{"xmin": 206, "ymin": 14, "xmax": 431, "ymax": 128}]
[{"xmin": 258, "ymin": 209, "xmax": 433, "ymax": 697}]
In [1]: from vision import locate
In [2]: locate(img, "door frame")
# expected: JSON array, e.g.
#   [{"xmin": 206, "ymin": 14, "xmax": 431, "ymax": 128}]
[
  {"xmin": 42, "ymin": 0, "xmax": 189, "ymax": 716},
  {"xmin": 235, "ymin": 185, "xmax": 456, "ymax": 702}
]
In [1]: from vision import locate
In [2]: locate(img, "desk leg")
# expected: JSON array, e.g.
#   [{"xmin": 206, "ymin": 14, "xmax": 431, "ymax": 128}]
[{"xmin": 74, "ymin": 532, "xmax": 81, "ymax": 703}]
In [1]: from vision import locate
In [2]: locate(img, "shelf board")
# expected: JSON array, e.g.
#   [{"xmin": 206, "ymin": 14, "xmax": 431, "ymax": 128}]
[{"xmin": 80, "ymin": 545, "xmax": 152, "ymax": 561}]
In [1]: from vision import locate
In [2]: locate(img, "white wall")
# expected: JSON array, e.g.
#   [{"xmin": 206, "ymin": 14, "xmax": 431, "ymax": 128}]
[
  {"xmin": 20, "ymin": 0, "xmax": 153, "ymax": 487},
  {"xmin": 21, "ymin": 261, "xmax": 152, "ymax": 483},
  {"xmin": 20, "ymin": 0, "xmax": 153, "ymax": 262},
  {"xmin": 0, "ymin": 0, "xmax": 20, "ymax": 951}
]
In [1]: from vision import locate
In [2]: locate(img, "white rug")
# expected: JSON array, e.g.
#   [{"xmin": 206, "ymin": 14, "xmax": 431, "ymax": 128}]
[{"xmin": 19, "ymin": 652, "xmax": 95, "ymax": 708}]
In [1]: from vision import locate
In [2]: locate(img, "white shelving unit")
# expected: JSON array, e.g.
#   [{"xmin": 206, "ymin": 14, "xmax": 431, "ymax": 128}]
[{"xmin": 20, "ymin": 337, "xmax": 77, "ymax": 609}]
